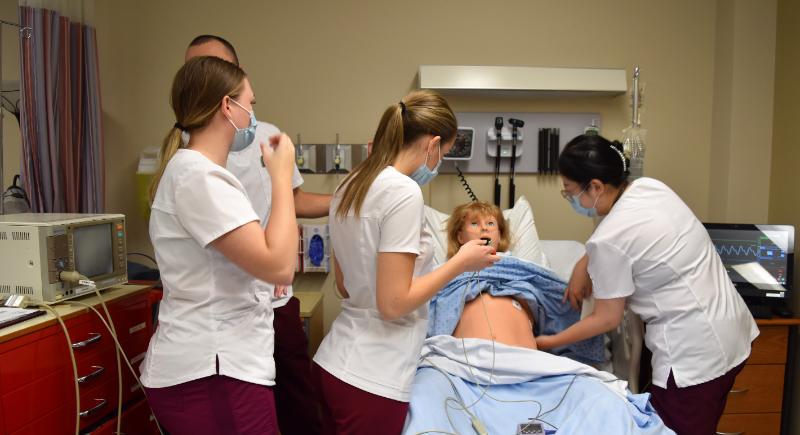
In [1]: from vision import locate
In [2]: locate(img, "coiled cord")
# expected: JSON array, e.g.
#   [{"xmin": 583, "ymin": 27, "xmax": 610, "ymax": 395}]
[{"xmin": 456, "ymin": 165, "xmax": 478, "ymax": 202}]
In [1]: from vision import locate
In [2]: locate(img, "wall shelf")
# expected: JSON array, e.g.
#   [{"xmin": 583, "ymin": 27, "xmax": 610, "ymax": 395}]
[{"xmin": 418, "ymin": 65, "xmax": 627, "ymax": 97}]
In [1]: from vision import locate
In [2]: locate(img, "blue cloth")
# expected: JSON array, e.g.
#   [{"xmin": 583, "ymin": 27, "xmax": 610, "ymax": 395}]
[
  {"xmin": 403, "ymin": 368, "xmax": 675, "ymax": 435},
  {"xmin": 427, "ymin": 256, "xmax": 605, "ymax": 363}
]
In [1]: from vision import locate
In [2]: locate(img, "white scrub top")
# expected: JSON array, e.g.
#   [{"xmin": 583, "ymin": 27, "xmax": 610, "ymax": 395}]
[
  {"xmin": 226, "ymin": 121, "xmax": 304, "ymax": 308},
  {"xmin": 586, "ymin": 177, "xmax": 759, "ymax": 388},
  {"xmin": 313, "ymin": 166, "xmax": 434, "ymax": 402},
  {"xmin": 142, "ymin": 149, "xmax": 276, "ymax": 388},
  {"xmin": 185, "ymin": 121, "xmax": 304, "ymax": 308}
]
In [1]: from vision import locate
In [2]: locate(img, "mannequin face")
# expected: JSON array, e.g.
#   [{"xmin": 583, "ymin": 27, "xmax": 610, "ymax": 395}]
[{"xmin": 458, "ymin": 212, "xmax": 501, "ymax": 247}]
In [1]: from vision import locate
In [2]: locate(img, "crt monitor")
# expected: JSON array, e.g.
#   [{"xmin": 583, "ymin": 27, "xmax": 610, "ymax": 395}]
[
  {"xmin": 73, "ymin": 222, "xmax": 115, "ymax": 279},
  {"xmin": 703, "ymin": 223, "xmax": 794, "ymax": 299}
]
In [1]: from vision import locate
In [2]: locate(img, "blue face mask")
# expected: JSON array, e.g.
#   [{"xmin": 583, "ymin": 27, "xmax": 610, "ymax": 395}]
[
  {"xmin": 568, "ymin": 186, "xmax": 600, "ymax": 218},
  {"xmin": 227, "ymin": 99, "xmax": 257, "ymax": 152},
  {"xmin": 410, "ymin": 142, "xmax": 442, "ymax": 186}
]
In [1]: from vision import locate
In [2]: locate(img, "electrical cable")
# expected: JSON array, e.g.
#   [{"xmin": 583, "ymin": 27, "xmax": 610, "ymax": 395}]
[
  {"xmin": 455, "ymin": 165, "xmax": 478, "ymax": 202},
  {"xmin": 127, "ymin": 252, "xmax": 157, "ymax": 267},
  {"xmin": 66, "ymin": 296, "xmax": 165, "ymax": 435},
  {"xmin": 417, "ymin": 266, "xmax": 600, "ymax": 434},
  {"xmin": 78, "ymin": 279, "xmax": 122, "ymax": 435},
  {"xmin": 57, "ymin": 270, "xmax": 164, "ymax": 434}
]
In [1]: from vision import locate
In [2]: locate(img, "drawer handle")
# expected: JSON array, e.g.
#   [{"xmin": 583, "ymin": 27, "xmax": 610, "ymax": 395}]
[
  {"xmin": 716, "ymin": 432, "xmax": 744, "ymax": 435},
  {"xmin": 79, "ymin": 398, "xmax": 107, "ymax": 418},
  {"xmin": 729, "ymin": 388, "xmax": 749, "ymax": 394},
  {"xmin": 72, "ymin": 332, "xmax": 102, "ymax": 349},
  {"xmin": 77, "ymin": 365, "xmax": 105, "ymax": 384}
]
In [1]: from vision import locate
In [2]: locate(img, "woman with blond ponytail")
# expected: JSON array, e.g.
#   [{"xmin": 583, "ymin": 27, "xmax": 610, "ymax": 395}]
[
  {"xmin": 141, "ymin": 56, "xmax": 298, "ymax": 434},
  {"xmin": 312, "ymin": 90, "xmax": 499, "ymax": 434}
]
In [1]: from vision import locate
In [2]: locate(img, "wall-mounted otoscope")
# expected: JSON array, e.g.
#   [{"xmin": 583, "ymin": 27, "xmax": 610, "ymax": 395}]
[
  {"xmin": 508, "ymin": 118, "xmax": 524, "ymax": 207},
  {"xmin": 493, "ymin": 116, "xmax": 503, "ymax": 207}
]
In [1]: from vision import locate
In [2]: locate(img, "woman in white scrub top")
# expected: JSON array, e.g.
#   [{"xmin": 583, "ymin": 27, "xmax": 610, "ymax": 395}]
[
  {"xmin": 536, "ymin": 134, "xmax": 758, "ymax": 435},
  {"xmin": 312, "ymin": 90, "xmax": 499, "ymax": 435},
  {"xmin": 142, "ymin": 56, "xmax": 298, "ymax": 435}
]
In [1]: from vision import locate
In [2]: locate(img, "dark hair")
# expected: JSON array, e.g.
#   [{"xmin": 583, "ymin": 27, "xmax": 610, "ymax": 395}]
[
  {"xmin": 558, "ymin": 134, "xmax": 629, "ymax": 187},
  {"xmin": 188, "ymin": 34, "xmax": 239, "ymax": 65}
]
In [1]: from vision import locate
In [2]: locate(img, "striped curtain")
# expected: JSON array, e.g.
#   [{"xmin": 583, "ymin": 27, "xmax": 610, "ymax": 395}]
[{"xmin": 18, "ymin": 4, "xmax": 104, "ymax": 213}]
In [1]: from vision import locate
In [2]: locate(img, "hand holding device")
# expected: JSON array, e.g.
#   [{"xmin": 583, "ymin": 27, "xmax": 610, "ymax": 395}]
[{"xmin": 455, "ymin": 239, "xmax": 500, "ymax": 272}]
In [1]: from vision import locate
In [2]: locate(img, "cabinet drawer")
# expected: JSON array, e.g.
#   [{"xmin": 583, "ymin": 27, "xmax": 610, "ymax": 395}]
[
  {"xmin": 749, "ymin": 326, "xmax": 788, "ymax": 364},
  {"xmin": 716, "ymin": 412, "xmax": 780, "ymax": 435},
  {"xmin": 723, "ymin": 364, "xmax": 784, "ymax": 414},
  {"xmin": 0, "ymin": 328, "xmax": 71, "ymax": 393},
  {"xmin": 121, "ymin": 351, "xmax": 147, "ymax": 404},
  {"xmin": 2, "ymin": 368, "xmax": 73, "ymax": 433},
  {"xmin": 86, "ymin": 397, "xmax": 159, "ymax": 435},
  {"xmin": 9, "ymin": 404, "xmax": 74, "ymax": 435}
]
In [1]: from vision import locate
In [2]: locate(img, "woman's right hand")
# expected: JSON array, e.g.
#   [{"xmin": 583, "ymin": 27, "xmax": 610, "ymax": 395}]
[
  {"xmin": 453, "ymin": 239, "xmax": 500, "ymax": 272},
  {"xmin": 563, "ymin": 254, "xmax": 592, "ymax": 311},
  {"xmin": 261, "ymin": 133, "xmax": 296, "ymax": 179}
]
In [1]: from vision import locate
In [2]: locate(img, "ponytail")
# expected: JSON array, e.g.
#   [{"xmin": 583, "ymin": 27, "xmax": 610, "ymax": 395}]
[
  {"xmin": 149, "ymin": 127, "xmax": 185, "ymax": 203},
  {"xmin": 335, "ymin": 90, "xmax": 457, "ymax": 219},
  {"xmin": 148, "ymin": 56, "xmax": 246, "ymax": 204}
]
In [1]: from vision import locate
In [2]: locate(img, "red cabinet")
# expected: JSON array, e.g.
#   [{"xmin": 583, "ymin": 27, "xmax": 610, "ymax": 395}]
[{"xmin": 0, "ymin": 285, "xmax": 160, "ymax": 434}]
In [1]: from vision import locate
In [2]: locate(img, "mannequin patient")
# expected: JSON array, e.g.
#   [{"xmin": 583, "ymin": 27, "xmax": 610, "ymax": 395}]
[{"xmin": 445, "ymin": 202, "xmax": 537, "ymax": 349}]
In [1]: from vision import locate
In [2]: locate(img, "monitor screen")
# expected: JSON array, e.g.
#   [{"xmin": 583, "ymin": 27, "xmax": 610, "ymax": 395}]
[
  {"xmin": 73, "ymin": 223, "xmax": 114, "ymax": 278},
  {"xmin": 704, "ymin": 223, "xmax": 794, "ymax": 298}
]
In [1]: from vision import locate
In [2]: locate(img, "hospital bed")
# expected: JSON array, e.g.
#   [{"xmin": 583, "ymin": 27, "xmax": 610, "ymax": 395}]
[
  {"xmin": 405, "ymin": 201, "xmax": 660, "ymax": 434},
  {"xmin": 422, "ymin": 199, "xmax": 645, "ymax": 391}
]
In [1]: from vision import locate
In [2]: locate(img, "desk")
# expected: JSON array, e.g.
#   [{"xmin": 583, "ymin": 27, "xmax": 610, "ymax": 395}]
[
  {"xmin": 716, "ymin": 318, "xmax": 800, "ymax": 435},
  {"xmin": 0, "ymin": 284, "xmax": 160, "ymax": 435},
  {"xmin": 294, "ymin": 291, "xmax": 324, "ymax": 355}
]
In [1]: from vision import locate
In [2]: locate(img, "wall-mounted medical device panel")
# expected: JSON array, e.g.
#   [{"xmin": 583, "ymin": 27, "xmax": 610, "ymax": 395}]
[{"xmin": 438, "ymin": 112, "xmax": 600, "ymax": 174}]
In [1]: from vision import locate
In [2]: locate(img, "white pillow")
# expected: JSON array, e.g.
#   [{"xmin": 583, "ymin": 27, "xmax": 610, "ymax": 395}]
[{"xmin": 423, "ymin": 196, "xmax": 550, "ymax": 269}]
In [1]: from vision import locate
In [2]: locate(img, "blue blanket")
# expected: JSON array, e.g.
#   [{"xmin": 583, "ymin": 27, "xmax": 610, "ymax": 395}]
[
  {"xmin": 427, "ymin": 255, "xmax": 605, "ymax": 364},
  {"xmin": 404, "ymin": 336, "xmax": 674, "ymax": 435},
  {"xmin": 404, "ymin": 367, "xmax": 674, "ymax": 435}
]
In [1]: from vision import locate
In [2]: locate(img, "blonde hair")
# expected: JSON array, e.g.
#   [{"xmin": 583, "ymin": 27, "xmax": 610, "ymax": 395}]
[
  {"xmin": 445, "ymin": 201, "xmax": 510, "ymax": 258},
  {"xmin": 334, "ymin": 90, "xmax": 457, "ymax": 219},
  {"xmin": 149, "ymin": 56, "xmax": 246, "ymax": 202}
]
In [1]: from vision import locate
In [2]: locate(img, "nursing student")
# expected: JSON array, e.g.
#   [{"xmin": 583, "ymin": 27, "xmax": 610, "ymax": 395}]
[
  {"xmin": 184, "ymin": 34, "xmax": 328, "ymax": 435},
  {"xmin": 535, "ymin": 134, "xmax": 758, "ymax": 435},
  {"xmin": 312, "ymin": 90, "xmax": 500, "ymax": 434},
  {"xmin": 142, "ymin": 56, "xmax": 297, "ymax": 434}
]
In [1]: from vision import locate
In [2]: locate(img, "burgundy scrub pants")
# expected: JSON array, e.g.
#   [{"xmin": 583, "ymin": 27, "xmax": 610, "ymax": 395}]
[
  {"xmin": 145, "ymin": 375, "xmax": 278, "ymax": 435},
  {"xmin": 648, "ymin": 359, "xmax": 747, "ymax": 435},
  {"xmin": 312, "ymin": 363, "xmax": 410, "ymax": 435},
  {"xmin": 272, "ymin": 296, "xmax": 322, "ymax": 434}
]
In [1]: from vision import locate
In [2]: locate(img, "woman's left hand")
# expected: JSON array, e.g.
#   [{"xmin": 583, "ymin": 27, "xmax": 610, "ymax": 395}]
[{"xmin": 274, "ymin": 285, "xmax": 288, "ymax": 298}]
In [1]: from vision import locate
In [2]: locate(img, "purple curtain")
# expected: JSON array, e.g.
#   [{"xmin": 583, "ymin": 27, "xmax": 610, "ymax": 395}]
[{"xmin": 18, "ymin": 6, "xmax": 104, "ymax": 213}]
